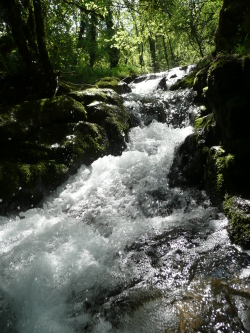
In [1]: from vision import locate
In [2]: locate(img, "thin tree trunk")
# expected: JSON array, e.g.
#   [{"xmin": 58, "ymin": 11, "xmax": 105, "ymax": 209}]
[
  {"xmin": 167, "ymin": 35, "xmax": 175, "ymax": 65},
  {"xmin": 6, "ymin": 0, "xmax": 33, "ymax": 68},
  {"xmin": 149, "ymin": 36, "xmax": 158, "ymax": 72},
  {"xmin": 106, "ymin": 9, "xmax": 120, "ymax": 68},
  {"xmin": 33, "ymin": 0, "xmax": 56, "ymax": 96},
  {"xmin": 88, "ymin": 13, "xmax": 97, "ymax": 67},
  {"xmin": 162, "ymin": 36, "xmax": 170, "ymax": 70}
]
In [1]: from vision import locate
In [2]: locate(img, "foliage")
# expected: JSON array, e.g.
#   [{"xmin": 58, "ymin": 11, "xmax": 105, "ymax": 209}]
[
  {"xmin": 0, "ymin": 0, "xmax": 222, "ymax": 96},
  {"xmin": 235, "ymin": 33, "xmax": 250, "ymax": 55}
]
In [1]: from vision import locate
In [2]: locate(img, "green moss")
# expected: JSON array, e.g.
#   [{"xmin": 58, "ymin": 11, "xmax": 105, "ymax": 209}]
[
  {"xmin": 0, "ymin": 160, "xmax": 68, "ymax": 204},
  {"xmin": 223, "ymin": 195, "xmax": 250, "ymax": 247},
  {"xmin": 202, "ymin": 86, "xmax": 208, "ymax": 99},
  {"xmin": 95, "ymin": 77, "xmax": 120, "ymax": 89},
  {"xmin": 195, "ymin": 113, "xmax": 215, "ymax": 132},
  {"xmin": 205, "ymin": 146, "xmax": 235, "ymax": 195},
  {"xmin": 62, "ymin": 121, "xmax": 109, "ymax": 166},
  {"xmin": 0, "ymin": 95, "xmax": 87, "ymax": 144},
  {"xmin": 170, "ymin": 71, "xmax": 196, "ymax": 91},
  {"xmin": 19, "ymin": 163, "xmax": 32, "ymax": 183}
]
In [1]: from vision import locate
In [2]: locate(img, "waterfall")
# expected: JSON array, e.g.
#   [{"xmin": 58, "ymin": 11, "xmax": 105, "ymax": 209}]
[{"xmin": 1, "ymin": 67, "xmax": 250, "ymax": 333}]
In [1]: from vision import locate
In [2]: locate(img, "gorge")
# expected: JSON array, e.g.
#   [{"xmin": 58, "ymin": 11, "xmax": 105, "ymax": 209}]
[{"xmin": 1, "ymin": 65, "xmax": 250, "ymax": 333}]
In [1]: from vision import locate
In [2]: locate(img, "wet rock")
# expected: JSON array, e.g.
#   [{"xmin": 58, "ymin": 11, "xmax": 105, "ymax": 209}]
[
  {"xmin": 122, "ymin": 75, "xmax": 137, "ymax": 84},
  {"xmin": 146, "ymin": 74, "xmax": 158, "ymax": 81},
  {"xmin": 133, "ymin": 75, "xmax": 147, "ymax": 84},
  {"xmin": 175, "ymin": 279, "xmax": 249, "ymax": 333},
  {"xmin": 157, "ymin": 77, "xmax": 167, "ymax": 91},
  {"xmin": 193, "ymin": 66, "xmax": 209, "ymax": 104},
  {"xmin": 180, "ymin": 65, "xmax": 188, "ymax": 71},
  {"xmin": 139, "ymin": 103, "xmax": 166, "ymax": 125},
  {"xmin": 117, "ymin": 81, "xmax": 132, "ymax": 94}
]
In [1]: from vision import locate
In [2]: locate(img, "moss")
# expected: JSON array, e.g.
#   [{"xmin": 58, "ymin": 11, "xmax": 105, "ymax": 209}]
[
  {"xmin": 69, "ymin": 87, "xmax": 124, "ymax": 107},
  {"xmin": 205, "ymin": 146, "xmax": 235, "ymax": 196},
  {"xmin": 223, "ymin": 195, "xmax": 250, "ymax": 248},
  {"xmin": 170, "ymin": 71, "xmax": 196, "ymax": 91},
  {"xmin": 0, "ymin": 160, "xmax": 68, "ymax": 206},
  {"xmin": 86, "ymin": 101, "xmax": 129, "ymax": 135},
  {"xmin": 0, "ymin": 95, "xmax": 87, "ymax": 143},
  {"xmin": 95, "ymin": 77, "xmax": 120, "ymax": 89},
  {"xmin": 61, "ymin": 121, "xmax": 109, "ymax": 167},
  {"xmin": 194, "ymin": 113, "xmax": 215, "ymax": 132}
]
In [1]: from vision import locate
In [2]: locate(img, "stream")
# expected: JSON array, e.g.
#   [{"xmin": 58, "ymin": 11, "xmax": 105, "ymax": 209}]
[{"xmin": 1, "ymin": 67, "xmax": 250, "ymax": 333}]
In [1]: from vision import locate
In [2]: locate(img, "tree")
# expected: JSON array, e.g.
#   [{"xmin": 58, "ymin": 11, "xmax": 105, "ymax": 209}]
[{"xmin": 1, "ymin": 0, "xmax": 57, "ymax": 97}]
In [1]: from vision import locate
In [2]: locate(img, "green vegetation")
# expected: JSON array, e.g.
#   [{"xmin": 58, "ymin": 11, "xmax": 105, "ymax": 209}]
[
  {"xmin": 0, "ymin": 0, "xmax": 222, "ymax": 102},
  {"xmin": 223, "ymin": 195, "xmax": 250, "ymax": 247}
]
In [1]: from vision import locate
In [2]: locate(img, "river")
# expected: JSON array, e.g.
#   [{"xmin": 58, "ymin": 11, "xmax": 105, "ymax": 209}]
[{"xmin": 1, "ymin": 67, "xmax": 250, "ymax": 333}]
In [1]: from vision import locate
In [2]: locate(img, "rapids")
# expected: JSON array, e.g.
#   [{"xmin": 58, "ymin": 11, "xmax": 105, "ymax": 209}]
[{"xmin": 1, "ymin": 67, "xmax": 250, "ymax": 333}]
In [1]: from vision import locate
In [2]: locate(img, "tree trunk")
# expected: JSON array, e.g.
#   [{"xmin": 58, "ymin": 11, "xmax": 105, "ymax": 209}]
[
  {"xmin": 162, "ymin": 36, "xmax": 170, "ymax": 70},
  {"xmin": 167, "ymin": 35, "xmax": 175, "ymax": 66},
  {"xmin": 5, "ymin": 0, "xmax": 34, "ymax": 68},
  {"xmin": 149, "ymin": 36, "xmax": 158, "ymax": 72},
  {"xmin": 88, "ymin": 13, "xmax": 97, "ymax": 68},
  {"xmin": 106, "ymin": 9, "xmax": 120, "ymax": 68},
  {"xmin": 33, "ymin": 0, "xmax": 56, "ymax": 96},
  {"xmin": 134, "ymin": 23, "xmax": 144, "ymax": 70}
]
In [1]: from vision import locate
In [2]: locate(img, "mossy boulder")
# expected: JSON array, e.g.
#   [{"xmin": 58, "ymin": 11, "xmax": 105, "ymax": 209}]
[
  {"xmin": 0, "ymin": 95, "xmax": 87, "ymax": 143},
  {"xmin": 204, "ymin": 146, "xmax": 235, "ymax": 197},
  {"xmin": 95, "ymin": 77, "xmax": 131, "ymax": 94},
  {"xmin": 0, "ymin": 88, "xmax": 130, "ymax": 214},
  {"xmin": 223, "ymin": 196, "xmax": 250, "ymax": 248},
  {"xmin": 170, "ymin": 53, "xmax": 250, "ymax": 247},
  {"xmin": 86, "ymin": 101, "xmax": 129, "ymax": 148},
  {"xmin": 69, "ymin": 87, "xmax": 123, "ymax": 106},
  {"xmin": 170, "ymin": 2, "xmax": 250, "ymax": 248}
]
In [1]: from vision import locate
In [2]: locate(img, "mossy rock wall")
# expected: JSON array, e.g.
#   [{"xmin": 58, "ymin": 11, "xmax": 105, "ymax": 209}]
[
  {"xmin": 215, "ymin": 0, "xmax": 250, "ymax": 53},
  {"xmin": 0, "ymin": 86, "xmax": 130, "ymax": 214},
  {"xmin": 170, "ymin": 53, "xmax": 250, "ymax": 248}
]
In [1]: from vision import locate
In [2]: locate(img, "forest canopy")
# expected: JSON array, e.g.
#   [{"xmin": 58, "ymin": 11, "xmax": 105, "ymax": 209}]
[{"xmin": 0, "ymin": 0, "xmax": 222, "ymax": 96}]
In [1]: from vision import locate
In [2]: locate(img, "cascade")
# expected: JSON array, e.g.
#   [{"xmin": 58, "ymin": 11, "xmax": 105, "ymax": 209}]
[{"xmin": 0, "ymin": 67, "xmax": 250, "ymax": 333}]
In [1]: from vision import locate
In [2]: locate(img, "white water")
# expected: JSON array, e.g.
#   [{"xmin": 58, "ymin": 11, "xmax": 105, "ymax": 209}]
[{"xmin": 1, "ymin": 67, "xmax": 250, "ymax": 333}]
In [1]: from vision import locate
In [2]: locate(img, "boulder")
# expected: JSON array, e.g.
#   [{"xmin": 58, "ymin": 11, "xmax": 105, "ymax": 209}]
[
  {"xmin": 157, "ymin": 77, "xmax": 167, "ymax": 91},
  {"xmin": 0, "ymin": 88, "xmax": 130, "ymax": 214},
  {"xmin": 223, "ymin": 196, "xmax": 250, "ymax": 248},
  {"xmin": 95, "ymin": 77, "xmax": 131, "ymax": 94}
]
